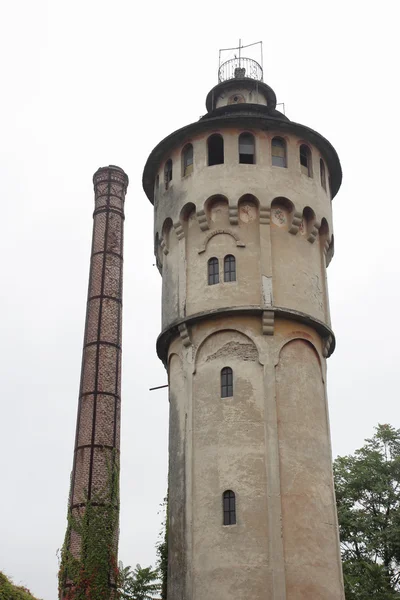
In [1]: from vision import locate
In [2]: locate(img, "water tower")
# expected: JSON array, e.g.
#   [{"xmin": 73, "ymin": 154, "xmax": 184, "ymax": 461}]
[{"xmin": 143, "ymin": 42, "xmax": 344, "ymax": 599}]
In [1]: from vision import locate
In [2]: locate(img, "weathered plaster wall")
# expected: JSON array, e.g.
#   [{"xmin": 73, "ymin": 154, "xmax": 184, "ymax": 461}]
[
  {"xmin": 165, "ymin": 317, "xmax": 344, "ymax": 600},
  {"xmin": 155, "ymin": 128, "xmax": 333, "ymax": 331},
  {"xmin": 276, "ymin": 339, "xmax": 343, "ymax": 599}
]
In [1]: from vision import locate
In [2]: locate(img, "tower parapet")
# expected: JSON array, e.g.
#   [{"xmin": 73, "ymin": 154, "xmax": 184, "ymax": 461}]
[{"xmin": 143, "ymin": 51, "xmax": 344, "ymax": 600}]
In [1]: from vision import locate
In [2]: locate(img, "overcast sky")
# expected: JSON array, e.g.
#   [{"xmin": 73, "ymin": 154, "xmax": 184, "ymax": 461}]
[{"xmin": 0, "ymin": 1, "xmax": 399, "ymax": 598}]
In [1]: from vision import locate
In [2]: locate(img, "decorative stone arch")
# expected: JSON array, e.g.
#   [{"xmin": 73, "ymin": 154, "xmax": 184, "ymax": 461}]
[
  {"xmin": 320, "ymin": 218, "xmax": 334, "ymax": 265},
  {"xmin": 274, "ymin": 335, "xmax": 324, "ymax": 381},
  {"xmin": 161, "ymin": 217, "xmax": 174, "ymax": 255},
  {"xmin": 203, "ymin": 194, "xmax": 230, "ymax": 225},
  {"xmin": 301, "ymin": 206, "xmax": 320, "ymax": 243},
  {"xmin": 270, "ymin": 197, "xmax": 302, "ymax": 234},
  {"xmin": 193, "ymin": 327, "xmax": 264, "ymax": 374},
  {"xmin": 178, "ymin": 202, "xmax": 197, "ymax": 239},
  {"xmin": 198, "ymin": 228, "xmax": 246, "ymax": 254},
  {"xmin": 154, "ymin": 232, "xmax": 163, "ymax": 271},
  {"xmin": 238, "ymin": 194, "xmax": 260, "ymax": 225}
]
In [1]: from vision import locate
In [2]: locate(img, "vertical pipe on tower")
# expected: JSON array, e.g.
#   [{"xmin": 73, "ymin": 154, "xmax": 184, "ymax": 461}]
[{"xmin": 59, "ymin": 165, "xmax": 128, "ymax": 600}]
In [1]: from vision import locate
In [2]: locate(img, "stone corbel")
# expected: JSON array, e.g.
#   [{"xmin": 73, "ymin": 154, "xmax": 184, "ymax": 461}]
[
  {"xmin": 196, "ymin": 209, "xmax": 209, "ymax": 231},
  {"xmin": 322, "ymin": 335, "xmax": 333, "ymax": 358},
  {"xmin": 289, "ymin": 211, "xmax": 303, "ymax": 235},
  {"xmin": 173, "ymin": 221, "xmax": 184, "ymax": 240},
  {"xmin": 259, "ymin": 206, "xmax": 271, "ymax": 225},
  {"xmin": 229, "ymin": 206, "xmax": 238, "ymax": 225},
  {"xmin": 307, "ymin": 221, "xmax": 321, "ymax": 244},
  {"xmin": 178, "ymin": 323, "xmax": 191, "ymax": 347},
  {"xmin": 262, "ymin": 310, "xmax": 275, "ymax": 335},
  {"xmin": 160, "ymin": 237, "xmax": 168, "ymax": 255}
]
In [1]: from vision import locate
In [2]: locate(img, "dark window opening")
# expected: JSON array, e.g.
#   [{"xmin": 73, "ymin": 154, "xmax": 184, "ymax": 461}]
[
  {"xmin": 208, "ymin": 134, "xmax": 224, "ymax": 166},
  {"xmin": 208, "ymin": 257, "xmax": 219, "ymax": 285},
  {"xmin": 271, "ymin": 137, "xmax": 287, "ymax": 168},
  {"xmin": 221, "ymin": 366, "xmax": 233, "ymax": 398},
  {"xmin": 300, "ymin": 145, "xmax": 312, "ymax": 177},
  {"xmin": 182, "ymin": 144, "xmax": 193, "ymax": 177},
  {"xmin": 224, "ymin": 254, "xmax": 236, "ymax": 282},
  {"xmin": 239, "ymin": 133, "xmax": 255, "ymax": 164},
  {"xmin": 223, "ymin": 490, "xmax": 236, "ymax": 525},
  {"xmin": 320, "ymin": 158, "xmax": 326, "ymax": 190},
  {"xmin": 164, "ymin": 159, "xmax": 173, "ymax": 189}
]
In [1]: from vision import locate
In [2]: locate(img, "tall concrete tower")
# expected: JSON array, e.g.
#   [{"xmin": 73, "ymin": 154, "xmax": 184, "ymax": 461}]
[
  {"xmin": 143, "ymin": 48, "xmax": 344, "ymax": 600},
  {"xmin": 59, "ymin": 165, "xmax": 129, "ymax": 600}
]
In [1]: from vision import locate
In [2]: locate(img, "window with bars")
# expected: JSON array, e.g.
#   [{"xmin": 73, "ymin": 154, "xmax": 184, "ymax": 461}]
[
  {"xmin": 164, "ymin": 159, "xmax": 173, "ymax": 189},
  {"xmin": 239, "ymin": 133, "xmax": 255, "ymax": 164},
  {"xmin": 300, "ymin": 145, "xmax": 312, "ymax": 177},
  {"xmin": 271, "ymin": 137, "xmax": 287, "ymax": 168},
  {"xmin": 208, "ymin": 257, "xmax": 219, "ymax": 285},
  {"xmin": 221, "ymin": 367, "xmax": 233, "ymax": 398},
  {"xmin": 223, "ymin": 490, "xmax": 236, "ymax": 525},
  {"xmin": 320, "ymin": 158, "xmax": 326, "ymax": 190},
  {"xmin": 182, "ymin": 144, "xmax": 193, "ymax": 177},
  {"xmin": 224, "ymin": 254, "xmax": 236, "ymax": 282},
  {"xmin": 208, "ymin": 134, "xmax": 224, "ymax": 166}
]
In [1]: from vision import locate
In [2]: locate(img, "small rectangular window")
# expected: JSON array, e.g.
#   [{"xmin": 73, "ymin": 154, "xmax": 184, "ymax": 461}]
[
  {"xmin": 208, "ymin": 257, "xmax": 219, "ymax": 285},
  {"xmin": 272, "ymin": 138, "xmax": 287, "ymax": 168},
  {"xmin": 224, "ymin": 255, "xmax": 236, "ymax": 282},
  {"xmin": 221, "ymin": 367, "xmax": 233, "ymax": 398},
  {"xmin": 223, "ymin": 490, "xmax": 236, "ymax": 526}
]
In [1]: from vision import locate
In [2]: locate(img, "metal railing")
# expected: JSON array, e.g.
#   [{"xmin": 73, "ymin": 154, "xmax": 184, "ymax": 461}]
[{"xmin": 218, "ymin": 57, "xmax": 263, "ymax": 83}]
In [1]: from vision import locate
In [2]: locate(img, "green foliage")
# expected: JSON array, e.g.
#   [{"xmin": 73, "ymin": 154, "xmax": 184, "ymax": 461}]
[
  {"xmin": 58, "ymin": 450, "xmax": 120, "ymax": 600},
  {"xmin": 156, "ymin": 495, "xmax": 168, "ymax": 600},
  {"xmin": 334, "ymin": 424, "xmax": 400, "ymax": 599},
  {"xmin": 118, "ymin": 564, "xmax": 161, "ymax": 600},
  {"xmin": 0, "ymin": 571, "xmax": 41, "ymax": 600}
]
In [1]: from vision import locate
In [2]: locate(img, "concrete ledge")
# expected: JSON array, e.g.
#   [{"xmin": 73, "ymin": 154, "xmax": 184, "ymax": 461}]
[{"xmin": 156, "ymin": 305, "xmax": 335, "ymax": 365}]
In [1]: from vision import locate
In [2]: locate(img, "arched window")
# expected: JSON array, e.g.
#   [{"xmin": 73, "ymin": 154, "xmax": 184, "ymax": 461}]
[
  {"xmin": 299, "ymin": 145, "xmax": 312, "ymax": 177},
  {"xmin": 182, "ymin": 144, "xmax": 193, "ymax": 177},
  {"xmin": 164, "ymin": 159, "xmax": 172, "ymax": 189},
  {"xmin": 271, "ymin": 137, "xmax": 287, "ymax": 168},
  {"xmin": 208, "ymin": 257, "xmax": 219, "ymax": 285},
  {"xmin": 239, "ymin": 133, "xmax": 255, "ymax": 164},
  {"xmin": 208, "ymin": 134, "xmax": 224, "ymax": 166},
  {"xmin": 320, "ymin": 158, "xmax": 326, "ymax": 190},
  {"xmin": 221, "ymin": 367, "xmax": 233, "ymax": 397},
  {"xmin": 223, "ymin": 490, "xmax": 236, "ymax": 525},
  {"xmin": 224, "ymin": 255, "xmax": 236, "ymax": 282}
]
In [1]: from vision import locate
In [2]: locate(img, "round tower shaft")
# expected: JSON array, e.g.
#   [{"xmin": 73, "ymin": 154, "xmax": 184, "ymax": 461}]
[
  {"xmin": 59, "ymin": 165, "xmax": 128, "ymax": 600},
  {"xmin": 143, "ymin": 58, "xmax": 344, "ymax": 600}
]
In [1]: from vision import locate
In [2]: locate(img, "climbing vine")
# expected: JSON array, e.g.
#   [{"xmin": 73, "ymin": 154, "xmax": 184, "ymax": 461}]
[
  {"xmin": 58, "ymin": 450, "xmax": 120, "ymax": 600},
  {"xmin": 156, "ymin": 492, "xmax": 168, "ymax": 600}
]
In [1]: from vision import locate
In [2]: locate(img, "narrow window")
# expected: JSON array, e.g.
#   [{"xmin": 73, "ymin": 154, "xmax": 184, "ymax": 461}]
[
  {"xmin": 208, "ymin": 134, "xmax": 224, "ymax": 166},
  {"xmin": 164, "ymin": 159, "xmax": 172, "ymax": 190},
  {"xmin": 299, "ymin": 145, "xmax": 312, "ymax": 177},
  {"xmin": 320, "ymin": 158, "xmax": 326, "ymax": 190},
  {"xmin": 271, "ymin": 137, "xmax": 287, "ymax": 168},
  {"xmin": 208, "ymin": 257, "xmax": 219, "ymax": 285},
  {"xmin": 154, "ymin": 174, "xmax": 159, "ymax": 195},
  {"xmin": 182, "ymin": 144, "xmax": 193, "ymax": 177},
  {"xmin": 224, "ymin": 255, "xmax": 236, "ymax": 282},
  {"xmin": 223, "ymin": 490, "xmax": 236, "ymax": 525},
  {"xmin": 221, "ymin": 367, "xmax": 233, "ymax": 397},
  {"xmin": 239, "ymin": 133, "xmax": 255, "ymax": 164}
]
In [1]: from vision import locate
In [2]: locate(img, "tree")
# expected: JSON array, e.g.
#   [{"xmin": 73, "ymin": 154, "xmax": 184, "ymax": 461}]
[
  {"xmin": 334, "ymin": 424, "xmax": 400, "ymax": 599},
  {"xmin": 118, "ymin": 564, "xmax": 161, "ymax": 600}
]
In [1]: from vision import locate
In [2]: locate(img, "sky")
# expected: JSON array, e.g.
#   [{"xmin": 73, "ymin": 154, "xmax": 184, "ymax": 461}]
[{"xmin": 0, "ymin": 1, "xmax": 399, "ymax": 598}]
